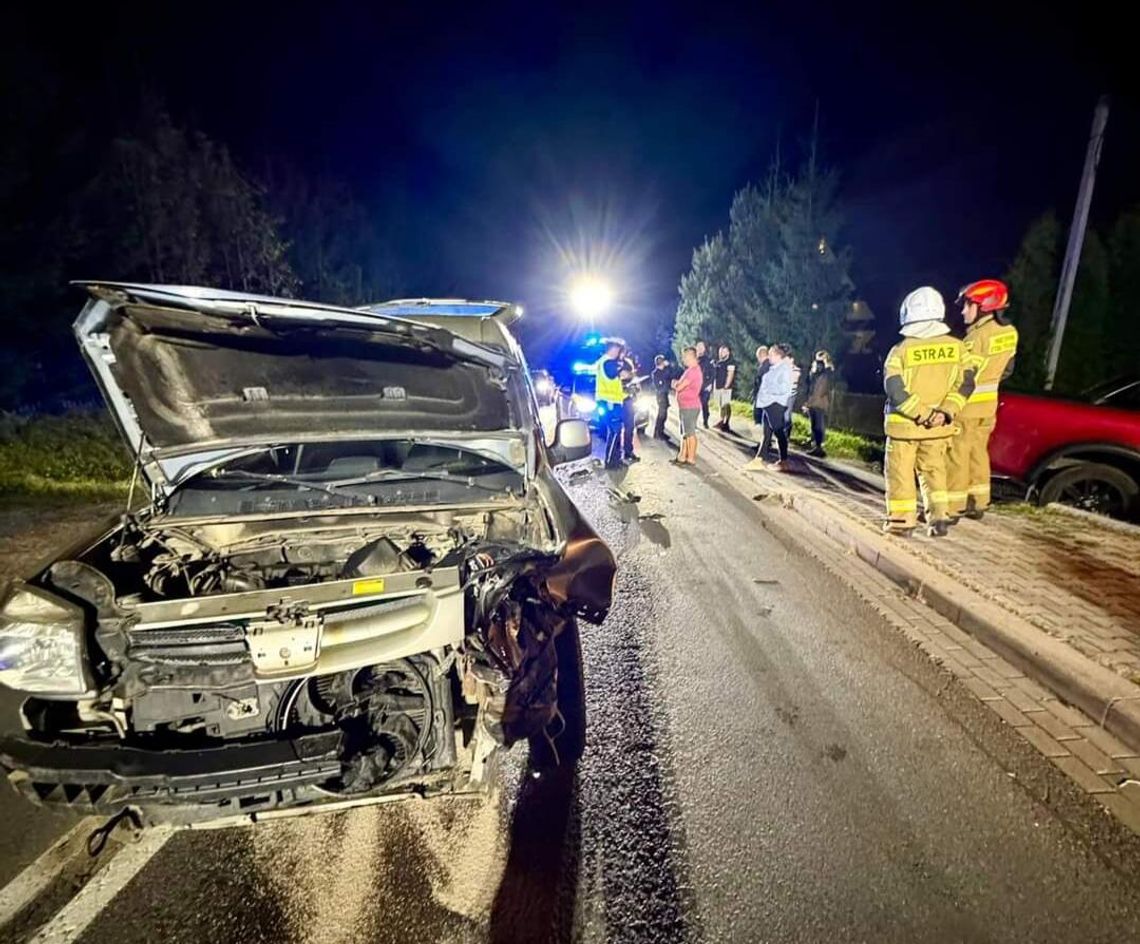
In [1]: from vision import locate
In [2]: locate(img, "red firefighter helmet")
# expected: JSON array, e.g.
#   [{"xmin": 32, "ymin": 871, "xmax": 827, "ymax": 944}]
[{"xmin": 957, "ymin": 279, "xmax": 1010, "ymax": 313}]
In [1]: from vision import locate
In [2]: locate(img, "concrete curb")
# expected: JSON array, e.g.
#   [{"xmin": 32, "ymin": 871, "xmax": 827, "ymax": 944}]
[
  {"xmin": 689, "ymin": 425, "xmax": 1140, "ymax": 755},
  {"xmin": 1043, "ymin": 501, "xmax": 1140, "ymax": 537}
]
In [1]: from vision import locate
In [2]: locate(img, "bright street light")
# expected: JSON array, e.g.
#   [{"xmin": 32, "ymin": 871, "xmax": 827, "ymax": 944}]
[{"xmin": 569, "ymin": 275, "xmax": 613, "ymax": 319}]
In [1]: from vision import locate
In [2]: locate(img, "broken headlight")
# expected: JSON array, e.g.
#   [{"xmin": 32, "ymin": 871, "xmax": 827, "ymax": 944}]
[{"xmin": 0, "ymin": 583, "xmax": 91, "ymax": 696}]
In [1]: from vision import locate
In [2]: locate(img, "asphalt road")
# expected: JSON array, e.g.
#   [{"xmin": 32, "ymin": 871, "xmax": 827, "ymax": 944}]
[{"xmin": 6, "ymin": 439, "xmax": 1140, "ymax": 943}]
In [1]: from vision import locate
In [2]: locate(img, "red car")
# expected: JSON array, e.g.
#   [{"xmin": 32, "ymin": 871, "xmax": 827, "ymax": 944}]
[{"xmin": 990, "ymin": 378, "xmax": 1140, "ymax": 520}]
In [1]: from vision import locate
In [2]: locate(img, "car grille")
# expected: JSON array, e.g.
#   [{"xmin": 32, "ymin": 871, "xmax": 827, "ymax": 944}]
[{"xmin": 128, "ymin": 623, "xmax": 249, "ymax": 666}]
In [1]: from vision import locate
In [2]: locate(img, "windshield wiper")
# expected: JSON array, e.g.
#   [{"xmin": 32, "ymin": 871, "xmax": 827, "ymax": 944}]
[
  {"xmin": 209, "ymin": 470, "xmax": 374, "ymax": 505},
  {"xmin": 330, "ymin": 468, "xmax": 516, "ymax": 496}
]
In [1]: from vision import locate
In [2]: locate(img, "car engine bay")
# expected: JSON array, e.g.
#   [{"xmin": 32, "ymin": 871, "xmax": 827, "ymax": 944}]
[{"xmin": 9, "ymin": 503, "xmax": 597, "ymax": 814}]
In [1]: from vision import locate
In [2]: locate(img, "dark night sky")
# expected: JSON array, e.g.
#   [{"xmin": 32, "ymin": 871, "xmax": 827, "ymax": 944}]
[{"xmin": 7, "ymin": 1, "xmax": 1138, "ymax": 354}]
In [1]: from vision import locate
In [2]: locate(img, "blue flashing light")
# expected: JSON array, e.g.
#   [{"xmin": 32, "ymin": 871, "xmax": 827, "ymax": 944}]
[
  {"xmin": 571, "ymin": 360, "xmax": 595, "ymax": 375},
  {"xmin": 584, "ymin": 333, "xmax": 602, "ymax": 346}
]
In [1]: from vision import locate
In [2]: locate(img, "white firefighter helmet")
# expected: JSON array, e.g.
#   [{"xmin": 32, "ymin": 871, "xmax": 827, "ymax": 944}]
[{"xmin": 899, "ymin": 286, "xmax": 945, "ymax": 326}]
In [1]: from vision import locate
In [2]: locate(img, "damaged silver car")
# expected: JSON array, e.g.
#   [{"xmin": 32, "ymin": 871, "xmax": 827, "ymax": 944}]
[{"xmin": 0, "ymin": 284, "xmax": 615, "ymax": 824}]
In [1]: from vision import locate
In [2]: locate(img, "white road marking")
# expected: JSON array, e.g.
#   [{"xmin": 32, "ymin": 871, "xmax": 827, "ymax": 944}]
[
  {"xmin": 27, "ymin": 827, "xmax": 173, "ymax": 944},
  {"xmin": 0, "ymin": 818, "xmax": 98, "ymax": 929}
]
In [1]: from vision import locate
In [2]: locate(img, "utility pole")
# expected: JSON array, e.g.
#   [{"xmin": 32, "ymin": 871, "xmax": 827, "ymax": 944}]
[{"xmin": 1044, "ymin": 95, "xmax": 1110, "ymax": 390}]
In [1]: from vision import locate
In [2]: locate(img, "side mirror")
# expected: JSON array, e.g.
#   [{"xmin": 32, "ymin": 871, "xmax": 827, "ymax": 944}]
[{"xmin": 549, "ymin": 418, "xmax": 592, "ymax": 465}]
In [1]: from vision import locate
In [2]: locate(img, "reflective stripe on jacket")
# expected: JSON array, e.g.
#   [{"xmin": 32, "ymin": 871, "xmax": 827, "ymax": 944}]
[
  {"xmin": 960, "ymin": 316, "xmax": 1018, "ymax": 418},
  {"xmin": 882, "ymin": 336, "xmax": 975, "ymax": 440}
]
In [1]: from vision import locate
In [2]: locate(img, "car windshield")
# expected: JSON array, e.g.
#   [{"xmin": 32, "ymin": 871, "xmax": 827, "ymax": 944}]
[
  {"xmin": 166, "ymin": 440, "xmax": 524, "ymax": 516},
  {"xmin": 1082, "ymin": 378, "xmax": 1140, "ymax": 411},
  {"xmin": 1081, "ymin": 376, "xmax": 1138, "ymax": 405}
]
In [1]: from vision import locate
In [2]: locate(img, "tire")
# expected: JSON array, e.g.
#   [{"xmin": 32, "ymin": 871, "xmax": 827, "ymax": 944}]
[
  {"xmin": 1037, "ymin": 462, "xmax": 1139, "ymax": 520},
  {"xmin": 528, "ymin": 617, "xmax": 587, "ymax": 770}
]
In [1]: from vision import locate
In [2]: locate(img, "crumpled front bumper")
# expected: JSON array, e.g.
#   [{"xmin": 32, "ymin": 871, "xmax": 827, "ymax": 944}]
[{"xmin": 0, "ymin": 731, "xmax": 343, "ymax": 814}]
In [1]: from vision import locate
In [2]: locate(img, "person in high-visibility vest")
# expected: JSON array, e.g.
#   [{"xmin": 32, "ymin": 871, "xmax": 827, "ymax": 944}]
[
  {"xmin": 883, "ymin": 287, "xmax": 978, "ymax": 538},
  {"xmin": 946, "ymin": 279, "xmax": 1019, "ymax": 522},
  {"xmin": 594, "ymin": 339, "xmax": 627, "ymax": 468}
]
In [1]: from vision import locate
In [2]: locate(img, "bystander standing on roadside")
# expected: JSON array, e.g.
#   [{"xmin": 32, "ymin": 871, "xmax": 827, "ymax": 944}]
[
  {"xmin": 783, "ymin": 346, "xmax": 801, "ymax": 442},
  {"xmin": 619, "ymin": 345, "xmax": 640, "ymax": 463},
  {"xmin": 695, "ymin": 340, "xmax": 714, "ymax": 429},
  {"xmin": 651, "ymin": 354, "xmax": 674, "ymax": 440},
  {"xmin": 745, "ymin": 344, "xmax": 793, "ymax": 471},
  {"xmin": 672, "ymin": 347, "xmax": 703, "ymax": 465},
  {"xmin": 750, "ymin": 345, "xmax": 770, "ymax": 426},
  {"xmin": 712, "ymin": 343, "xmax": 737, "ymax": 432},
  {"xmin": 803, "ymin": 350, "xmax": 835, "ymax": 457}
]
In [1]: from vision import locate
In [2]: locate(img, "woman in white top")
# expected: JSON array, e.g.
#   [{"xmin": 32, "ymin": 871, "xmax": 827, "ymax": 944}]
[{"xmin": 745, "ymin": 344, "xmax": 793, "ymax": 471}]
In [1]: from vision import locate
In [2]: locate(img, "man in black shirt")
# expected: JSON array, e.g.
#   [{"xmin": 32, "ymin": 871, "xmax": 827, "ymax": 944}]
[
  {"xmin": 695, "ymin": 339, "xmax": 714, "ymax": 429},
  {"xmin": 651, "ymin": 354, "xmax": 674, "ymax": 439},
  {"xmin": 712, "ymin": 343, "xmax": 737, "ymax": 432}
]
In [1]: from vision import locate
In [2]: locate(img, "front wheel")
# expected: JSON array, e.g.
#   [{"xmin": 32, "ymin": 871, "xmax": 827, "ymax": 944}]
[{"xmin": 1038, "ymin": 462, "xmax": 1139, "ymax": 520}]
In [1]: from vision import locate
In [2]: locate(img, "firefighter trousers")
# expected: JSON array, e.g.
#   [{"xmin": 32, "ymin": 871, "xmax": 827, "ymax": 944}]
[
  {"xmin": 884, "ymin": 436, "xmax": 950, "ymax": 531},
  {"xmin": 946, "ymin": 415, "xmax": 995, "ymax": 516}
]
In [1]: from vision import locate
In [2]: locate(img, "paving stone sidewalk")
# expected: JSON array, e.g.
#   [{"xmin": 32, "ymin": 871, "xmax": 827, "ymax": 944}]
[{"xmin": 713, "ymin": 425, "xmax": 1140, "ymax": 685}]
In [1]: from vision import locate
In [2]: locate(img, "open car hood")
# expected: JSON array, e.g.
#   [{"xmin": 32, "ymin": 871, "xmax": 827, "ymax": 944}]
[{"xmin": 73, "ymin": 283, "xmax": 525, "ymax": 497}]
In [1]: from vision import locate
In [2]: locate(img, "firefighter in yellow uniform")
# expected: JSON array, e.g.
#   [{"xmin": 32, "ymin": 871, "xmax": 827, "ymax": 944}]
[
  {"xmin": 883, "ymin": 287, "xmax": 977, "ymax": 538},
  {"xmin": 947, "ymin": 279, "xmax": 1018, "ymax": 522}
]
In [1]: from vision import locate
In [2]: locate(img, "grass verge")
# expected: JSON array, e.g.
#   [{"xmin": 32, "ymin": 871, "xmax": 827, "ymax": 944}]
[
  {"xmin": 730, "ymin": 401, "xmax": 884, "ymax": 464},
  {"xmin": 0, "ymin": 413, "xmax": 132, "ymax": 500}
]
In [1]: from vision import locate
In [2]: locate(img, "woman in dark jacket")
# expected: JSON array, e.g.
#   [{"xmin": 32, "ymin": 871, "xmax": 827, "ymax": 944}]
[{"xmin": 803, "ymin": 350, "xmax": 834, "ymax": 457}]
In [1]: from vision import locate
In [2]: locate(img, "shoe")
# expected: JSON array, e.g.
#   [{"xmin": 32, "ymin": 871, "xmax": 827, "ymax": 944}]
[
  {"xmin": 625, "ymin": 454, "xmax": 641, "ymax": 463},
  {"xmin": 669, "ymin": 458, "xmax": 685, "ymax": 466},
  {"xmin": 965, "ymin": 509, "xmax": 986, "ymax": 521},
  {"xmin": 928, "ymin": 519, "xmax": 950, "ymax": 538},
  {"xmin": 946, "ymin": 516, "xmax": 961, "ymax": 527},
  {"xmin": 765, "ymin": 461, "xmax": 785, "ymax": 472},
  {"xmin": 883, "ymin": 524, "xmax": 915, "ymax": 538}
]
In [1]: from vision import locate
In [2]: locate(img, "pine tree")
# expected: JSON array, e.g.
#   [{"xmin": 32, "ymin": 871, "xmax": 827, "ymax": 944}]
[
  {"xmin": 1107, "ymin": 205, "xmax": 1140, "ymax": 379},
  {"xmin": 1003, "ymin": 212, "xmax": 1060, "ymax": 391},
  {"xmin": 674, "ymin": 232, "xmax": 732, "ymax": 349},
  {"xmin": 761, "ymin": 167, "xmax": 852, "ymax": 365},
  {"xmin": 1055, "ymin": 230, "xmax": 1110, "ymax": 394},
  {"xmin": 673, "ymin": 134, "xmax": 854, "ymax": 397}
]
